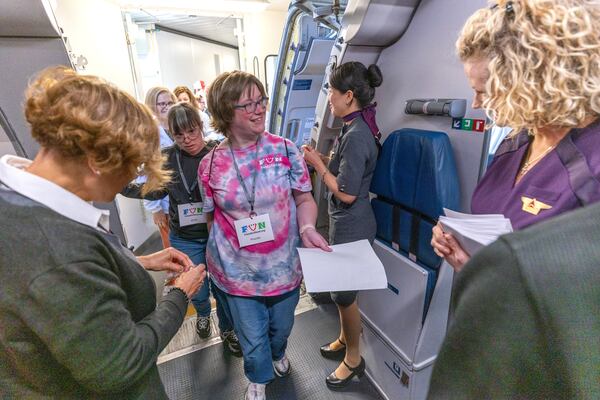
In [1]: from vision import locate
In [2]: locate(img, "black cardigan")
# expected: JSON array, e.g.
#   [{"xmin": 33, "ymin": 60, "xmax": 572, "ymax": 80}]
[
  {"xmin": 121, "ymin": 141, "xmax": 216, "ymax": 240},
  {"xmin": 0, "ymin": 189, "xmax": 188, "ymax": 399}
]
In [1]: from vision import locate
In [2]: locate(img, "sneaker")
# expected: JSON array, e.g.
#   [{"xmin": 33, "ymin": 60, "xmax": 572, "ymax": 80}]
[
  {"xmin": 272, "ymin": 354, "xmax": 291, "ymax": 377},
  {"xmin": 220, "ymin": 330, "xmax": 243, "ymax": 357},
  {"xmin": 196, "ymin": 316, "xmax": 212, "ymax": 339},
  {"xmin": 244, "ymin": 382, "xmax": 266, "ymax": 400}
]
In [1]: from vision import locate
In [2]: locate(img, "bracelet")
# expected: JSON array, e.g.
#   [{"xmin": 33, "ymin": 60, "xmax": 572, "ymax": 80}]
[
  {"xmin": 299, "ymin": 224, "xmax": 316, "ymax": 235},
  {"xmin": 169, "ymin": 286, "xmax": 190, "ymax": 303},
  {"xmin": 321, "ymin": 169, "xmax": 329, "ymax": 182}
]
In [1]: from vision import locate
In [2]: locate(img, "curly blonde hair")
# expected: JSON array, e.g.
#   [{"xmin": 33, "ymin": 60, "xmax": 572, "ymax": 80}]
[
  {"xmin": 207, "ymin": 71, "xmax": 266, "ymax": 136},
  {"xmin": 173, "ymin": 86, "xmax": 200, "ymax": 110},
  {"xmin": 25, "ymin": 66, "xmax": 169, "ymax": 194},
  {"xmin": 457, "ymin": 0, "xmax": 600, "ymax": 135}
]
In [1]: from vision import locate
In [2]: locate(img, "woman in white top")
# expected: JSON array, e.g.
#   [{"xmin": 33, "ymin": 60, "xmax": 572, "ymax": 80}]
[{"xmin": 143, "ymin": 87, "xmax": 177, "ymax": 248}]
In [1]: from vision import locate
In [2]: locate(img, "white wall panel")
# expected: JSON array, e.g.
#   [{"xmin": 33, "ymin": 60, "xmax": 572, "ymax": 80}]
[
  {"xmin": 156, "ymin": 30, "xmax": 239, "ymax": 90},
  {"xmin": 374, "ymin": 0, "xmax": 488, "ymax": 211}
]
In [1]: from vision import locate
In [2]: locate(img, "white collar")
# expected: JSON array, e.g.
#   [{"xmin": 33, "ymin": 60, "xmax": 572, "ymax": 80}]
[{"xmin": 0, "ymin": 154, "xmax": 110, "ymax": 231}]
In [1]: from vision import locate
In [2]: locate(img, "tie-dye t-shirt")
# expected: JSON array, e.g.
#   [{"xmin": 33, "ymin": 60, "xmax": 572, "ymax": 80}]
[{"xmin": 199, "ymin": 132, "xmax": 312, "ymax": 297}]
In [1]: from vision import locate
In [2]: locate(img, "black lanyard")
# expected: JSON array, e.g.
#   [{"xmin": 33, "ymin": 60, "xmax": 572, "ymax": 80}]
[
  {"xmin": 229, "ymin": 137, "xmax": 261, "ymax": 217},
  {"xmin": 175, "ymin": 149, "xmax": 198, "ymax": 202}
]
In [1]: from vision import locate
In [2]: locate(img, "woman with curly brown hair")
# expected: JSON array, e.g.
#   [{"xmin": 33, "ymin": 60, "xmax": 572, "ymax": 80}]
[
  {"xmin": 0, "ymin": 66, "xmax": 205, "ymax": 399},
  {"xmin": 174, "ymin": 85, "xmax": 222, "ymax": 141},
  {"xmin": 431, "ymin": 0, "xmax": 600, "ymax": 273}
]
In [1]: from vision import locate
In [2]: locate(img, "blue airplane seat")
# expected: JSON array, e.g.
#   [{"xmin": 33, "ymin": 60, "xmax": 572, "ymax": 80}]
[{"xmin": 370, "ymin": 128, "xmax": 460, "ymax": 318}]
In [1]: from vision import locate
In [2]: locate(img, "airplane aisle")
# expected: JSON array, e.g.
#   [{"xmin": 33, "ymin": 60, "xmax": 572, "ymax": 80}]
[{"xmin": 158, "ymin": 303, "xmax": 382, "ymax": 400}]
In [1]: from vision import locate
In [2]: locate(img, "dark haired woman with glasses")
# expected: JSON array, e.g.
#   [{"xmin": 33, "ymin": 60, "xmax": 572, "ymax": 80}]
[
  {"xmin": 121, "ymin": 102, "xmax": 242, "ymax": 356},
  {"xmin": 303, "ymin": 61, "xmax": 383, "ymax": 389}
]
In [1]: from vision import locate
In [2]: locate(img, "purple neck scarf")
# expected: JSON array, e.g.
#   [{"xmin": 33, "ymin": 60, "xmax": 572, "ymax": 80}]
[{"xmin": 342, "ymin": 103, "xmax": 382, "ymax": 145}]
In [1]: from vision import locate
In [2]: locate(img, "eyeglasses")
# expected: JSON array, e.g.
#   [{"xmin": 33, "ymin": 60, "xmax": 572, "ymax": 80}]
[
  {"xmin": 173, "ymin": 127, "xmax": 202, "ymax": 141},
  {"xmin": 233, "ymin": 97, "xmax": 269, "ymax": 114},
  {"xmin": 156, "ymin": 101, "xmax": 174, "ymax": 109}
]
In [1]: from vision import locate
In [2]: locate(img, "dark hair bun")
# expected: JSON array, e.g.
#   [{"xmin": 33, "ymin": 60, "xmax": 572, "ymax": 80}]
[{"xmin": 367, "ymin": 64, "xmax": 383, "ymax": 88}]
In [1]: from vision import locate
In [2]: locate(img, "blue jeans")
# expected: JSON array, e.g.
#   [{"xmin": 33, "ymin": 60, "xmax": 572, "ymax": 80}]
[
  {"xmin": 168, "ymin": 233, "xmax": 234, "ymax": 333},
  {"xmin": 225, "ymin": 287, "xmax": 300, "ymax": 384}
]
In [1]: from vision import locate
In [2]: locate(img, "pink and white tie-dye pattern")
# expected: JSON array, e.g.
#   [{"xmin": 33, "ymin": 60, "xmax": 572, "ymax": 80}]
[{"xmin": 199, "ymin": 132, "xmax": 312, "ymax": 296}]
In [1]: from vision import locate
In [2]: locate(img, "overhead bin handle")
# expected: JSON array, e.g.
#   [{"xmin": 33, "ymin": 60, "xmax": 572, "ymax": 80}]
[{"xmin": 405, "ymin": 99, "xmax": 467, "ymax": 119}]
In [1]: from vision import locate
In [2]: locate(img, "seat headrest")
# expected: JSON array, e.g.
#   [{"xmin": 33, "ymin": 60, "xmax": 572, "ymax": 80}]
[{"xmin": 370, "ymin": 128, "xmax": 460, "ymax": 218}]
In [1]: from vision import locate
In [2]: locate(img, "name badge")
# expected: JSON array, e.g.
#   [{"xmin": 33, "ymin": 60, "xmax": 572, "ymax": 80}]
[
  {"xmin": 177, "ymin": 202, "xmax": 206, "ymax": 227},
  {"xmin": 234, "ymin": 213, "xmax": 275, "ymax": 247}
]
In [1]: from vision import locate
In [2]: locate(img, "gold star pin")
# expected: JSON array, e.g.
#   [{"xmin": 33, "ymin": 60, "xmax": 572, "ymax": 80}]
[{"xmin": 521, "ymin": 196, "xmax": 552, "ymax": 215}]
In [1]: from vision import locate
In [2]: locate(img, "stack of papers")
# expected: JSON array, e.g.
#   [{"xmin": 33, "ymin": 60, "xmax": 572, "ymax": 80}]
[
  {"xmin": 297, "ymin": 240, "xmax": 388, "ymax": 293},
  {"xmin": 438, "ymin": 208, "xmax": 513, "ymax": 256}
]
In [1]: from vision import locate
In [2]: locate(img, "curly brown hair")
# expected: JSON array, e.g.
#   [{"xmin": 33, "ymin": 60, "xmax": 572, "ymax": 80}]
[
  {"xmin": 173, "ymin": 86, "xmax": 200, "ymax": 110},
  {"xmin": 25, "ymin": 66, "xmax": 169, "ymax": 194},
  {"xmin": 457, "ymin": 0, "xmax": 600, "ymax": 135},
  {"xmin": 206, "ymin": 71, "xmax": 266, "ymax": 136}
]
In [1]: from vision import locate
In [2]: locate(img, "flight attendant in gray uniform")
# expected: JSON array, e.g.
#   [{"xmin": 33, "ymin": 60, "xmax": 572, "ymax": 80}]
[{"xmin": 303, "ymin": 61, "xmax": 382, "ymax": 389}]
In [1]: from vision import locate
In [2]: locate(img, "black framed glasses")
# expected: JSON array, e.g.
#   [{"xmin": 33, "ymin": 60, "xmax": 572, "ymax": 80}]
[
  {"xmin": 233, "ymin": 97, "xmax": 269, "ymax": 113},
  {"xmin": 156, "ymin": 101, "xmax": 174, "ymax": 109}
]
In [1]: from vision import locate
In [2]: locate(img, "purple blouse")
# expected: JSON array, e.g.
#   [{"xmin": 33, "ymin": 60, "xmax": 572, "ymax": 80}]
[{"xmin": 471, "ymin": 119, "xmax": 600, "ymax": 230}]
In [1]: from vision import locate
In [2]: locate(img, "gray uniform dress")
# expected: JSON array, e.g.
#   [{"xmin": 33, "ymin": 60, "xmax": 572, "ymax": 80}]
[{"xmin": 328, "ymin": 116, "xmax": 379, "ymax": 306}]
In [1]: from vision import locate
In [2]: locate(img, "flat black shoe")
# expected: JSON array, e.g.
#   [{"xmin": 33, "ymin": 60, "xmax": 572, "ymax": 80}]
[
  {"xmin": 320, "ymin": 338, "xmax": 346, "ymax": 360},
  {"xmin": 325, "ymin": 357, "xmax": 366, "ymax": 389}
]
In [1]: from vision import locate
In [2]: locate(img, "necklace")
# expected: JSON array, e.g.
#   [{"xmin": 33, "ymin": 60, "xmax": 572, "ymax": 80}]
[{"xmin": 517, "ymin": 144, "xmax": 555, "ymax": 178}]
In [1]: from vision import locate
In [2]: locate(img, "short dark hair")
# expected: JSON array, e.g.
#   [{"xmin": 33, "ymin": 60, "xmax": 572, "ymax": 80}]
[{"xmin": 329, "ymin": 62, "xmax": 383, "ymax": 108}]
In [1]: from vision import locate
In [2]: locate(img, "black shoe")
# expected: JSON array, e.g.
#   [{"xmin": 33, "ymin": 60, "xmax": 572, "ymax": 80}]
[
  {"xmin": 320, "ymin": 338, "xmax": 346, "ymax": 360},
  {"xmin": 196, "ymin": 316, "xmax": 212, "ymax": 339},
  {"xmin": 325, "ymin": 357, "xmax": 366, "ymax": 389},
  {"xmin": 220, "ymin": 330, "xmax": 243, "ymax": 357}
]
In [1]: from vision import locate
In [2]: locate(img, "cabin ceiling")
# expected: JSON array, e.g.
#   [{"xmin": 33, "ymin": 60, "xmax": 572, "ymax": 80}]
[
  {"xmin": 127, "ymin": 1, "xmax": 348, "ymax": 48},
  {"xmin": 129, "ymin": 11, "xmax": 241, "ymax": 47}
]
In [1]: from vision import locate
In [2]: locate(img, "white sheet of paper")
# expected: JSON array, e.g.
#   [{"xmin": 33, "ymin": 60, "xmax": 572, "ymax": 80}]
[{"xmin": 297, "ymin": 239, "xmax": 388, "ymax": 293}]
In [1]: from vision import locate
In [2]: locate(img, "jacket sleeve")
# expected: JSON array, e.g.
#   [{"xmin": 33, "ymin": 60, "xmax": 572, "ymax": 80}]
[
  {"xmin": 120, "ymin": 183, "xmax": 168, "ymax": 201},
  {"xmin": 22, "ymin": 261, "xmax": 187, "ymax": 393},
  {"xmin": 336, "ymin": 131, "xmax": 370, "ymax": 196},
  {"xmin": 427, "ymin": 238, "xmax": 549, "ymax": 399}
]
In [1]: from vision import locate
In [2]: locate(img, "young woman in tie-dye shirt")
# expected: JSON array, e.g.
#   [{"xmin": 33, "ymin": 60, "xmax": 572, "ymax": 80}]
[{"xmin": 199, "ymin": 71, "xmax": 329, "ymax": 400}]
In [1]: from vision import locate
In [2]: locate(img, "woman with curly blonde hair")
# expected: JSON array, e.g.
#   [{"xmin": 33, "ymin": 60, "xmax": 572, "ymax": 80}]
[
  {"xmin": 0, "ymin": 66, "xmax": 206, "ymax": 398},
  {"xmin": 431, "ymin": 0, "xmax": 600, "ymax": 273}
]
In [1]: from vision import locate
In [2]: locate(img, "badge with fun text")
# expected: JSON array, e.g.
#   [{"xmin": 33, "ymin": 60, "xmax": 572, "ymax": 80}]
[
  {"xmin": 521, "ymin": 196, "xmax": 552, "ymax": 215},
  {"xmin": 234, "ymin": 213, "xmax": 275, "ymax": 247},
  {"xmin": 177, "ymin": 202, "xmax": 206, "ymax": 227}
]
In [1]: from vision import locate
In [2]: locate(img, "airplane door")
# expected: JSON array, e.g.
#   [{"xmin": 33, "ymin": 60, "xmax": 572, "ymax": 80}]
[
  {"xmin": 268, "ymin": 13, "xmax": 337, "ymax": 144},
  {"xmin": 0, "ymin": 0, "xmax": 128, "ymax": 245}
]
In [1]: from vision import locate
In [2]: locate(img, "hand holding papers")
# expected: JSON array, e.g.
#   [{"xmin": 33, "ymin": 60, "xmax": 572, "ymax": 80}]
[
  {"xmin": 297, "ymin": 239, "xmax": 388, "ymax": 293},
  {"xmin": 438, "ymin": 208, "xmax": 513, "ymax": 256}
]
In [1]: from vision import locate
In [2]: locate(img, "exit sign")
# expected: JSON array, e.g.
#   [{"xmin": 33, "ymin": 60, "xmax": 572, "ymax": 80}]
[{"xmin": 452, "ymin": 118, "xmax": 485, "ymax": 132}]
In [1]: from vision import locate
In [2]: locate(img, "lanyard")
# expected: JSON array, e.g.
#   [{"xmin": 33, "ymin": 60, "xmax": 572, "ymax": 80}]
[
  {"xmin": 175, "ymin": 149, "xmax": 198, "ymax": 201},
  {"xmin": 229, "ymin": 137, "xmax": 261, "ymax": 217}
]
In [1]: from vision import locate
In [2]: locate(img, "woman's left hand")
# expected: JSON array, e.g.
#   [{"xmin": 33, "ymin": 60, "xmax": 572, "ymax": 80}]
[
  {"xmin": 137, "ymin": 247, "xmax": 194, "ymax": 273},
  {"xmin": 301, "ymin": 227, "xmax": 332, "ymax": 252}
]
